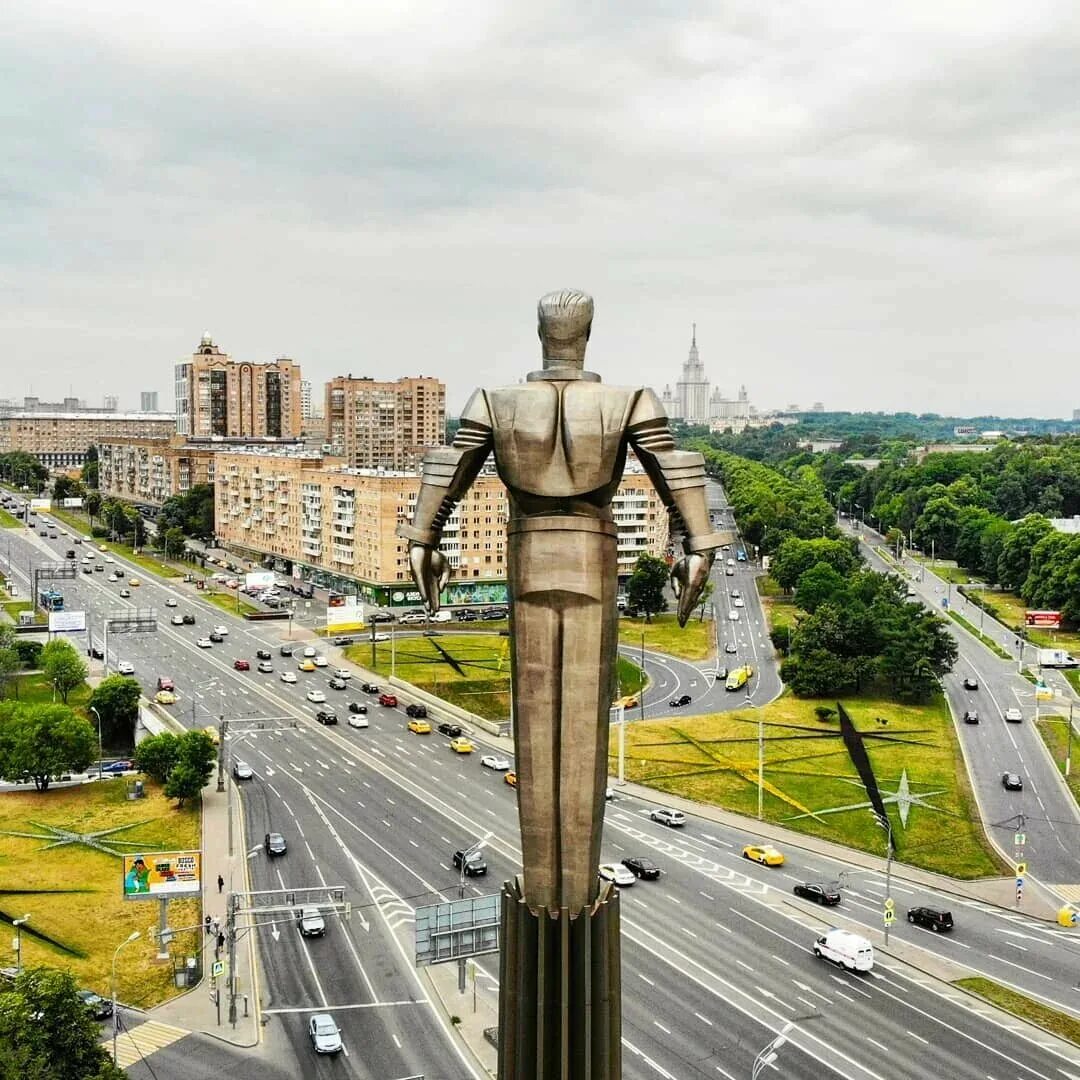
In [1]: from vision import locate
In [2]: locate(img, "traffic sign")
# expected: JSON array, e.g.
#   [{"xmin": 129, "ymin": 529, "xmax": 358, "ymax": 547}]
[
  {"xmin": 1014, "ymin": 833, "xmax": 1026, "ymax": 846},
  {"xmin": 883, "ymin": 897, "xmax": 895, "ymax": 911},
  {"xmin": 1016, "ymin": 862, "xmax": 1027, "ymax": 876},
  {"xmin": 211, "ymin": 960, "xmax": 224, "ymax": 978},
  {"xmin": 883, "ymin": 909, "xmax": 895, "ymax": 926}
]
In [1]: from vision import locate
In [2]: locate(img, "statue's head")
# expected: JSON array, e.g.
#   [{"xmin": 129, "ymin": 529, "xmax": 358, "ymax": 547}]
[{"xmin": 537, "ymin": 290, "xmax": 593, "ymax": 368}]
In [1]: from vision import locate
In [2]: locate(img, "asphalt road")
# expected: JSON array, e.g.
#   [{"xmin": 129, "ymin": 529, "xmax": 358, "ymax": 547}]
[
  {"xmin": 849, "ymin": 520, "xmax": 1080, "ymax": 896},
  {"xmin": 7, "ymin": 515, "xmax": 1080, "ymax": 1078}
]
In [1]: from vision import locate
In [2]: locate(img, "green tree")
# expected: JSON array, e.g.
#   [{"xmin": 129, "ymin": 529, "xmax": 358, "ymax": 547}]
[
  {"xmin": 162, "ymin": 527, "xmax": 187, "ymax": 559},
  {"xmin": 87, "ymin": 675, "xmax": 141, "ymax": 751},
  {"xmin": 626, "ymin": 553, "xmax": 669, "ymax": 622},
  {"xmin": 913, "ymin": 495, "xmax": 962, "ymax": 558},
  {"xmin": 0, "ymin": 966, "xmax": 125, "ymax": 1080},
  {"xmin": 133, "ymin": 732, "xmax": 180, "ymax": 784},
  {"xmin": 794, "ymin": 562, "xmax": 846, "ymax": 614},
  {"xmin": 164, "ymin": 761, "xmax": 205, "ymax": 808},
  {"xmin": 696, "ymin": 579, "xmax": 715, "ymax": 622},
  {"xmin": 84, "ymin": 490, "xmax": 102, "ymax": 525},
  {"xmin": 161, "ymin": 729, "xmax": 217, "ymax": 807},
  {"xmin": 39, "ymin": 640, "xmax": 87, "ymax": 704},
  {"xmin": 0, "ymin": 625, "xmax": 20, "ymax": 700},
  {"xmin": 51, "ymin": 475, "xmax": 84, "ymax": 503},
  {"xmin": 0, "ymin": 703, "xmax": 95, "ymax": 790},
  {"xmin": 80, "ymin": 445, "xmax": 100, "ymax": 489}
]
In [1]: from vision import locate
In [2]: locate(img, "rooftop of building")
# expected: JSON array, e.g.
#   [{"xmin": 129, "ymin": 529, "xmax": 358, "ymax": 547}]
[{"xmin": 3, "ymin": 411, "xmax": 175, "ymax": 422}]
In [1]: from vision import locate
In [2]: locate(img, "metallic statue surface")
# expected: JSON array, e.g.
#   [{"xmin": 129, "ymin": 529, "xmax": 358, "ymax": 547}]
[{"xmin": 399, "ymin": 290, "xmax": 726, "ymax": 914}]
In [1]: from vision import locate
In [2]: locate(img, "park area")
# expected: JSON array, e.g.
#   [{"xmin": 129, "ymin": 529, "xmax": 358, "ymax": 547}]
[
  {"xmin": 0, "ymin": 776, "xmax": 201, "ymax": 1007},
  {"xmin": 609, "ymin": 691, "xmax": 1004, "ymax": 879}
]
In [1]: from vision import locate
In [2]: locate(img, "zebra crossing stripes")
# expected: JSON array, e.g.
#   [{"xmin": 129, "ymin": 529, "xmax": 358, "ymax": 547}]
[{"xmin": 105, "ymin": 1020, "xmax": 188, "ymax": 1069}]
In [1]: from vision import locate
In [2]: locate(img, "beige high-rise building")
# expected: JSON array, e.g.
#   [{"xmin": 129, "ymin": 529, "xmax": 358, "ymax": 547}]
[
  {"xmin": 325, "ymin": 375, "xmax": 445, "ymax": 472},
  {"xmin": 214, "ymin": 452, "xmax": 667, "ymax": 607},
  {"xmin": 175, "ymin": 334, "xmax": 302, "ymax": 440},
  {"xmin": 0, "ymin": 411, "xmax": 174, "ymax": 470}
]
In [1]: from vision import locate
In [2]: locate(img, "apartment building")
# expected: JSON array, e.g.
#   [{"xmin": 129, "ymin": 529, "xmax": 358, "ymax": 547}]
[
  {"xmin": 0, "ymin": 412, "xmax": 174, "ymax": 470},
  {"xmin": 325, "ymin": 375, "xmax": 445, "ymax": 472},
  {"xmin": 215, "ymin": 454, "xmax": 668, "ymax": 607},
  {"xmin": 175, "ymin": 334, "xmax": 302, "ymax": 439}
]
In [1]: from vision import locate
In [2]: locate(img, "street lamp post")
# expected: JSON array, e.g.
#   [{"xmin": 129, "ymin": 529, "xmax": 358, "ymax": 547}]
[
  {"xmin": 752, "ymin": 1023, "xmax": 793, "ymax": 1079},
  {"xmin": 111, "ymin": 930, "xmax": 140, "ymax": 1064},
  {"xmin": 12, "ymin": 915, "xmax": 30, "ymax": 973},
  {"xmin": 89, "ymin": 705, "xmax": 103, "ymax": 780}
]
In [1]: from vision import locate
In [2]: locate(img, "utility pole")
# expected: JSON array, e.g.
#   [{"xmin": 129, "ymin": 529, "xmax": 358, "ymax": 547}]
[
  {"xmin": 227, "ymin": 891, "xmax": 238, "ymax": 1027},
  {"xmin": 883, "ymin": 817, "xmax": 894, "ymax": 946},
  {"xmin": 639, "ymin": 631, "xmax": 646, "ymax": 723}
]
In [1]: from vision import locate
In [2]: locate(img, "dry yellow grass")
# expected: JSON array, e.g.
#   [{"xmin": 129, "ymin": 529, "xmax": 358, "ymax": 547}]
[{"xmin": 0, "ymin": 778, "xmax": 201, "ymax": 1006}]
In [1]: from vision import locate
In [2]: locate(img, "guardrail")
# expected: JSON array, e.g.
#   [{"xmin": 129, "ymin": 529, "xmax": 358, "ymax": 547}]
[{"xmin": 386, "ymin": 675, "xmax": 503, "ymax": 737}]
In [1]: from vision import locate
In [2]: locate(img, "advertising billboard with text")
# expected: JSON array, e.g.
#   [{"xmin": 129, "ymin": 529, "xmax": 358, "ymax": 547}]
[
  {"xmin": 122, "ymin": 850, "xmax": 201, "ymax": 900},
  {"xmin": 1025, "ymin": 610, "xmax": 1062, "ymax": 629},
  {"xmin": 30, "ymin": 498, "xmax": 50, "ymax": 510},
  {"xmin": 245, "ymin": 571, "xmax": 275, "ymax": 590},
  {"xmin": 48, "ymin": 610, "xmax": 86, "ymax": 633},
  {"xmin": 326, "ymin": 600, "xmax": 364, "ymax": 629}
]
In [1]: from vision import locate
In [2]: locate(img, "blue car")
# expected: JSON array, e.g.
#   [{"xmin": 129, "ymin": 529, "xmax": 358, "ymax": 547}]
[
  {"xmin": 736, "ymin": 550, "xmax": 747, "ymax": 562},
  {"xmin": 100, "ymin": 760, "xmax": 133, "ymax": 774}
]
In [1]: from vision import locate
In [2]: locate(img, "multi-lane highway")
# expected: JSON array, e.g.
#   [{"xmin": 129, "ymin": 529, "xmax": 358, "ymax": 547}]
[{"xmin": 6, "ymin": 513, "xmax": 1080, "ymax": 1078}]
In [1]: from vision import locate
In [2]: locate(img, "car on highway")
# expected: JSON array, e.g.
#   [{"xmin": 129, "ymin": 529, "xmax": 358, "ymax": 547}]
[
  {"xmin": 156, "ymin": 677, "xmax": 174, "ymax": 691},
  {"xmin": 481, "ymin": 754, "xmax": 511, "ymax": 770},
  {"xmin": 505, "ymin": 771, "xmax": 517, "ymax": 786},
  {"xmin": 742, "ymin": 844, "xmax": 784, "ymax": 866},
  {"xmin": 196, "ymin": 637, "xmax": 213, "ymax": 648},
  {"xmin": 94, "ymin": 563, "xmax": 104, "ymax": 572},
  {"xmin": 907, "ymin": 906, "xmax": 954, "ymax": 932},
  {"xmin": 208, "ymin": 632, "xmax": 224, "ymax": 644},
  {"xmin": 453, "ymin": 848, "xmax": 487, "ymax": 876},
  {"xmin": 257, "ymin": 661, "xmax": 273, "ymax": 673},
  {"xmin": 598, "ymin": 863, "xmax": 635, "ymax": 887},
  {"xmin": 280, "ymin": 644, "xmax": 295, "ymax": 657},
  {"xmin": 280, "ymin": 671, "xmax": 297, "ymax": 683},
  {"xmin": 256, "ymin": 649, "xmax": 272, "ymax": 660},
  {"xmin": 407, "ymin": 718, "xmax": 431, "ymax": 734},
  {"xmin": 308, "ymin": 1013, "xmax": 342, "ymax": 1054},
  {"xmin": 730, "ymin": 589, "xmax": 740, "ymax": 598},
  {"xmin": 450, "ymin": 736, "xmax": 474, "ymax": 754},
  {"xmin": 264, "ymin": 832, "xmax": 287, "ymax": 856},
  {"xmin": 963, "ymin": 710, "xmax": 979, "ymax": 724},
  {"xmin": 1005, "ymin": 707, "xmax": 1023, "ymax": 723},
  {"xmin": 348, "ymin": 701, "xmax": 367, "ymax": 714},
  {"xmin": 361, "ymin": 682, "xmax": 380, "ymax": 694},
  {"xmin": 297, "ymin": 659, "xmax": 316, "ymax": 672},
  {"xmin": 233, "ymin": 659, "xmax": 250, "ymax": 671},
  {"xmin": 724, "ymin": 643, "xmax": 737, "ymax": 654},
  {"xmin": 794, "ymin": 882, "xmax": 841, "ymax": 905},
  {"xmin": 76, "ymin": 988, "xmax": 113, "ymax": 1020},
  {"xmin": 438, "ymin": 722, "xmax": 463, "ymax": 738},
  {"xmin": 306, "ymin": 689, "xmax": 327, "ymax": 703},
  {"xmin": 331, "ymin": 634, "xmax": 356, "ymax": 645},
  {"xmin": 369, "ymin": 632, "xmax": 391, "ymax": 642},
  {"xmin": 405, "ymin": 703, "xmax": 428, "ymax": 718},
  {"xmin": 170, "ymin": 614, "xmax": 184, "ymax": 626},
  {"xmin": 369, "ymin": 611, "xmax": 395, "ymax": 623},
  {"xmin": 164, "ymin": 598, "xmax": 177, "ymax": 607},
  {"xmin": 963, "ymin": 676, "xmax": 978, "ymax": 690},
  {"xmin": 116, "ymin": 661, "xmax": 135, "ymax": 675},
  {"xmin": 309, "ymin": 655, "xmax": 327, "ymax": 668},
  {"xmin": 315, "ymin": 710, "xmax": 338, "ymax": 726},
  {"xmin": 725, "ymin": 567, "xmax": 735, "ymax": 576},
  {"xmin": 379, "ymin": 692, "xmax": 398, "ymax": 707},
  {"xmin": 332, "ymin": 668, "xmax": 351, "ymax": 680},
  {"xmin": 108, "ymin": 573, "xmax": 120, "ymax": 582},
  {"xmin": 128, "ymin": 578, "xmax": 140, "ymax": 587},
  {"xmin": 348, "ymin": 712, "xmax": 369, "ymax": 728},
  {"xmin": 668, "ymin": 694, "xmax": 691, "ymax": 707},
  {"xmin": 650, "ymin": 808, "xmax": 685, "ymax": 828},
  {"xmin": 728, "ymin": 610, "xmax": 739, "ymax": 621},
  {"xmin": 621, "ymin": 856, "xmax": 661, "ymax": 880},
  {"xmin": 154, "ymin": 690, "xmax": 176, "ymax": 705},
  {"xmin": 212, "ymin": 625, "xmax": 228, "ymax": 636},
  {"xmin": 1002, "ymin": 772, "xmax": 1023, "ymax": 791},
  {"xmin": 813, "ymin": 929, "xmax": 874, "ymax": 972},
  {"xmin": 101, "ymin": 760, "xmax": 133, "ymax": 774},
  {"xmin": 303, "ymin": 645, "xmax": 317, "ymax": 657},
  {"xmin": 81, "ymin": 565, "xmax": 92, "ymax": 574},
  {"xmin": 298, "ymin": 906, "xmax": 326, "ymax": 937},
  {"xmin": 232, "ymin": 761, "xmax": 253, "ymax": 780},
  {"xmin": 733, "ymin": 598, "xmax": 745, "ymax": 608},
  {"xmin": 328, "ymin": 677, "xmax": 347, "ymax": 690},
  {"xmin": 182, "ymin": 614, "xmax": 195, "ymax": 625}
]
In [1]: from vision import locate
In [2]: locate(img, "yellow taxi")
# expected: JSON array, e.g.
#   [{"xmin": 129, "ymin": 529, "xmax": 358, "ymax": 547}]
[
  {"xmin": 202, "ymin": 724, "xmax": 220, "ymax": 746},
  {"xmin": 742, "ymin": 844, "xmax": 784, "ymax": 867},
  {"xmin": 98, "ymin": 544, "xmax": 108, "ymax": 551},
  {"xmin": 297, "ymin": 659, "xmax": 316, "ymax": 672},
  {"xmin": 154, "ymin": 689, "xmax": 176, "ymax": 705},
  {"xmin": 504, "ymin": 771, "xmax": 517, "ymax": 787},
  {"xmin": 449, "ymin": 736, "xmax": 474, "ymax": 754},
  {"xmin": 407, "ymin": 718, "xmax": 431, "ymax": 734},
  {"xmin": 613, "ymin": 694, "xmax": 639, "ymax": 710},
  {"xmin": 129, "ymin": 578, "xmax": 141, "ymax": 587}
]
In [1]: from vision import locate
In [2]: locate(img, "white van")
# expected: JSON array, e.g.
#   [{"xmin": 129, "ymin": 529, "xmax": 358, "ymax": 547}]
[{"xmin": 813, "ymin": 929, "xmax": 874, "ymax": 972}]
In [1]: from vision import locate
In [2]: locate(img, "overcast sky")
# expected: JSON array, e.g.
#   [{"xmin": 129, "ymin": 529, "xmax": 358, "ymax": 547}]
[{"xmin": 5, "ymin": 1, "xmax": 1080, "ymax": 417}]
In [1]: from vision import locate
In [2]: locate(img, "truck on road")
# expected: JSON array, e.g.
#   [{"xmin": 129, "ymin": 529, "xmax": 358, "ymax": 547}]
[
  {"xmin": 1037, "ymin": 648, "xmax": 1078, "ymax": 668},
  {"xmin": 725, "ymin": 665, "xmax": 753, "ymax": 691}
]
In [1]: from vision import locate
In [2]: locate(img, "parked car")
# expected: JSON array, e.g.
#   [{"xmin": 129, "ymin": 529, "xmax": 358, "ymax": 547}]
[
  {"xmin": 233, "ymin": 659, "xmax": 250, "ymax": 671},
  {"xmin": 264, "ymin": 832, "xmax": 287, "ymax": 856},
  {"xmin": 480, "ymin": 754, "xmax": 511, "ymax": 770},
  {"xmin": 308, "ymin": 1013, "xmax": 342, "ymax": 1054},
  {"xmin": 398, "ymin": 610, "xmax": 427, "ymax": 624},
  {"xmin": 742, "ymin": 844, "xmax": 784, "ymax": 866},
  {"xmin": 298, "ymin": 905, "xmax": 326, "ymax": 937},
  {"xmin": 101, "ymin": 760, "xmax": 133, "ymax": 774},
  {"xmin": 405, "ymin": 703, "xmax": 428, "ymax": 719},
  {"xmin": 907, "ymin": 906, "xmax": 954, "ymax": 932},
  {"xmin": 963, "ymin": 676, "xmax": 979, "ymax": 691},
  {"xmin": 453, "ymin": 849, "xmax": 487, "ymax": 876},
  {"xmin": 315, "ymin": 710, "xmax": 338, "ymax": 726},
  {"xmin": 379, "ymin": 692, "xmax": 398, "ymax": 707},
  {"xmin": 1002, "ymin": 772, "xmax": 1023, "ymax": 791},
  {"xmin": 650, "ymin": 808, "xmax": 685, "ymax": 828},
  {"xmin": 621, "ymin": 856, "xmax": 662, "ymax": 880},
  {"xmin": 669, "ymin": 694, "xmax": 692, "ymax": 707},
  {"xmin": 232, "ymin": 761, "xmax": 253, "ymax": 780},
  {"xmin": 598, "ymin": 863, "xmax": 636, "ymax": 887},
  {"xmin": 438, "ymin": 722, "xmax": 463, "ymax": 738},
  {"xmin": 793, "ymin": 882, "xmax": 841, "ymax": 905}
]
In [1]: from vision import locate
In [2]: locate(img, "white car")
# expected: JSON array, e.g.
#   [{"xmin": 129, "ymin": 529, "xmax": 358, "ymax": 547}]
[
  {"xmin": 165, "ymin": 598, "xmax": 178, "ymax": 607},
  {"xmin": 103, "ymin": 555, "xmax": 114, "ymax": 563},
  {"xmin": 333, "ymin": 669, "xmax": 351, "ymax": 680},
  {"xmin": 308, "ymin": 1012, "xmax": 342, "ymax": 1055},
  {"xmin": 312, "ymin": 655, "xmax": 328, "ymax": 667},
  {"xmin": 306, "ymin": 689, "xmax": 327, "ymax": 703},
  {"xmin": 116, "ymin": 661, "xmax": 135, "ymax": 675},
  {"xmin": 1004, "ymin": 707, "xmax": 1023, "ymax": 723},
  {"xmin": 303, "ymin": 646, "xmax": 317, "ymax": 658},
  {"xmin": 196, "ymin": 638, "xmax": 213, "ymax": 648},
  {"xmin": 370, "ymin": 632, "xmax": 390, "ymax": 642},
  {"xmin": 280, "ymin": 671, "xmax": 298, "ymax": 684},
  {"xmin": 170, "ymin": 614, "xmax": 184, "ymax": 625},
  {"xmin": 598, "ymin": 863, "xmax": 635, "ymax": 887},
  {"xmin": 481, "ymin": 754, "xmax": 512, "ymax": 771},
  {"xmin": 213, "ymin": 625, "xmax": 229, "ymax": 636},
  {"xmin": 733, "ymin": 598, "xmax": 745, "ymax": 608},
  {"xmin": 650, "ymin": 808, "xmax": 686, "ymax": 828},
  {"xmin": 728, "ymin": 610, "xmax": 739, "ymax": 621},
  {"xmin": 108, "ymin": 573, "xmax": 120, "ymax": 582},
  {"xmin": 348, "ymin": 713, "xmax": 369, "ymax": 729}
]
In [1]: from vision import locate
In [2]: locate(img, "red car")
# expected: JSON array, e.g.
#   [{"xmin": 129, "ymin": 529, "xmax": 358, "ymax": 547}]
[
  {"xmin": 233, "ymin": 659, "xmax": 250, "ymax": 671},
  {"xmin": 378, "ymin": 692, "xmax": 398, "ymax": 707}
]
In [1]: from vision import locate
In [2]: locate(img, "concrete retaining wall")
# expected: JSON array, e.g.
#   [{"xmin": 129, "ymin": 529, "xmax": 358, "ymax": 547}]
[{"xmin": 386, "ymin": 675, "xmax": 507, "ymax": 737}]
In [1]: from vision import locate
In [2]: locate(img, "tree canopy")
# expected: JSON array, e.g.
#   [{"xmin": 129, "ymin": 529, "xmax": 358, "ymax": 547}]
[
  {"xmin": 136, "ymin": 729, "xmax": 217, "ymax": 806},
  {"xmin": 0, "ymin": 703, "xmax": 95, "ymax": 790},
  {"xmin": 39, "ymin": 640, "xmax": 87, "ymax": 705},
  {"xmin": 87, "ymin": 675, "xmax": 141, "ymax": 751},
  {"xmin": 626, "ymin": 553, "xmax": 669, "ymax": 621}
]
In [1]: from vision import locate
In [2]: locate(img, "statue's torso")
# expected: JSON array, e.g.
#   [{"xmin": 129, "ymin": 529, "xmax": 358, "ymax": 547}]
[{"xmin": 483, "ymin": 381, "xmax": 640, "ymax": 507}]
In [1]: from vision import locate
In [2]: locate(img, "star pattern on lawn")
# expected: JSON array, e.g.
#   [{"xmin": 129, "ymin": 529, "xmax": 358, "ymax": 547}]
[
  {"xmin": 781, "ymin": 768, "xmax": 949, "ymax": 828},
  {"xmin": 0, "ymin": 818, "xmax": 163, "ymax": 857}
]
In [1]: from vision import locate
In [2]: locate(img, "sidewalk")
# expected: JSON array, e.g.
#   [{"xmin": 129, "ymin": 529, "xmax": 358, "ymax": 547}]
[{"xmin": 148, "ymin": 774, "xmax": 261, "ymax": 1046}]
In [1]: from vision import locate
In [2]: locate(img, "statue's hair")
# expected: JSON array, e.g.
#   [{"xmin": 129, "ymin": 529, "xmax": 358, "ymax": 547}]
[{"xmin": 537, "ymin": 290, "xmax": 593, "ymax": 346}]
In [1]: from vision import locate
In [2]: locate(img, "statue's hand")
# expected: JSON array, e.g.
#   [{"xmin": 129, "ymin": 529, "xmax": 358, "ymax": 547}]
[
  {"xmin": 408, "ymin": 544, "xmax": 451, "ymax": 613},
  {"xmin": 670, "ymin": 552, "xmax": 713, "ymax": 627}
]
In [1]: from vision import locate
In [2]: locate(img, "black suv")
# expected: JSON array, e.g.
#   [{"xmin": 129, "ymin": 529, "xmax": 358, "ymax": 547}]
[
  {"xmin": 315, "ymin": 710, "xmax": 338, "ymax": 726},
  {"xmin": 405, "ymin": 703, "xmax": 428, "ymax": 719},
  {"xmin": 209, "ymin": 631, "xmax": 224, "ymax": 643},
  {"xmin": 621, "ymin": 856, "xmax": 661, "ymax": 880},
  {"xmin": 256, "ymin": 649, "xmax": 272, "ymax": 660},
  {"xmin": 280, "ymin": 644, "xmax": 295, "ymax": 657},
  {"xmin": 362, "ymin": 682, "xmax": 380, "ymax": 694},
  {"xmin": 369, "ymin": 612, "xmax": 395, "ymax": 624},
  {"xmin": 793, "ymin": 882, "xmax": 841, "ymax": 906},
  {"xmin": 182, "ymin": 614, "xmax": 196, "ymax": 625},
  {"xmin": 963, "ymin": 710, "xmax": 979, "ymax": 724},
  {"xmin": 907, "ymin": 906, "xmax": 953, "ymax": 932},
  {"xmin": 438, "ymin": 722, "xmax": 463, "ymax": 738},
  {"xmin": 453, "ymin": 849, "xmax": 487, "ymax": 876},
  {"xmin": 264, "ymin": 832, "xmax": 287, "ymax": 856}
]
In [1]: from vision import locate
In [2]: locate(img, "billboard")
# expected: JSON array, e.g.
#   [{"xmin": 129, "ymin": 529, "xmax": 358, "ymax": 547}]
[
  {"xmin": 326, "ymin": 599, "xmax": 364, "ymax": 629},
  {"xmin": 123, "ymin": 850, "xmax": 201, "ymax": 900},
  {"xmin": 1026, "ymin": 610, "xmax": 1062, "ymax": 629},
  {"xmin": 48, "ymin": 610, "xmax": 86, "ymax": 632},
  {"xmin": 245, "ymin": 571, "xmax": 275, "ymax": 590},
  {"xmin": 29, "ymin": 498, "xmax": 50, "ymax": 510},
  {"xmin": 61, "ymin": 497, "xmax": 84, "ymax": 508}
]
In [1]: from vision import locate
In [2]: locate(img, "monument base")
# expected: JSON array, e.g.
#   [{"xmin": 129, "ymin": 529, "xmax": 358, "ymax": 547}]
[{"xmin": 498, "ymin": 877, "xmax": 621, "ymax": 1080}]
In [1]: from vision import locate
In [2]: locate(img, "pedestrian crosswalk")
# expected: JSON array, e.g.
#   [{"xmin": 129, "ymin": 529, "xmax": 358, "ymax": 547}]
[
  {"xmin": 104, "ymin": 1020, "xmax": 188, "ymax": 1069},
  {"xmin": 1052, "ymin": 883, "xmax": 1080, "ymax": 903}
]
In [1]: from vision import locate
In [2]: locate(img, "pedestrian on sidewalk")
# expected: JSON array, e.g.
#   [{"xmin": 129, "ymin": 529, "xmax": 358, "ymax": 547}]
[
  {"xmin": 217, "ymin": 874, "xmax": 224, "ymax": 893},
  {"xmin": 217, "ymin": 931, "xmax": 225, "ymax": 952},
  {"xmin": 204, "ymin": 915, "xmax": 212, "ymax": 935},
  {"xmin": 212, "ymin": 916, "xmax": 220, "ymax": 937}
]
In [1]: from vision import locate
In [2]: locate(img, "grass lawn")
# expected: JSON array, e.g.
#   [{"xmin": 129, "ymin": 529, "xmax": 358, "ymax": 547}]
[
  {"xmin": 618, "ymin": 614, "xmax": 714, "ymax": 662},
  {"xmin": 1034, "ymin": 714, "xmax": 1080, "ymax": 807},
  {"xmin": 344, "ymin": 633, "xmax": 643, "ymax": 722},
  {"xmin": 955, "ymin": 977, "xmax": 1080, "ymax": 1046},
  {"xmin": 0, "ymin": 778, "xmax": 201, "ymax": 1008},
  {"xmin": 756, "ymin": 576, "xmax": 786, "ymax": 598},
  {"xmin": 0, "ymin": 506, "xmax": 21, "ymax": 528},
  {"xmin": 970, "ymin": 588, "xmax": 1080, "ymax": 656},
  {"xmin": 2, "ymin": 599, "xmax": 45, "ymax": 626},
  {"xmin": 204, "ymin": 591, "xmax": 261, "ymax": 618},
  {"xmin": 5, "ymin": 673, "xmax": 93, "ymax": 711},
  {"xmin": 949, "ymin": 612, "xmax": 1011, "ymax": 660},
  {"xmin": 609, "ymin": 690, "xmax": 1004, "ymax": 878}
]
